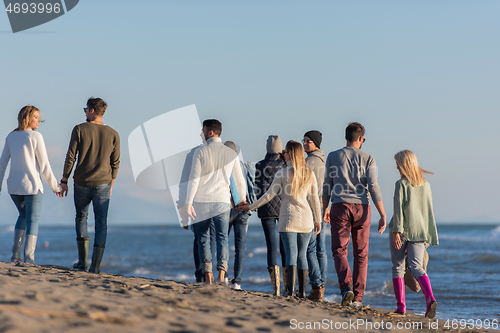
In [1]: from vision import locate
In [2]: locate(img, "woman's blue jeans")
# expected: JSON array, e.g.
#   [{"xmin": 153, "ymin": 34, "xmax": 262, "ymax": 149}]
[
  {"xmin": 228, "ymin": 210, "xmax": 250, "ymax": 284},
  {"xmin": 260, "ymin": 218, "xmax": 286, "ymax": 267},
  {"xmin": 74, "ymin": 183, "xmax": 111, "ymax": 246},
  {"xmin": 280, "ymin": 231, "xmax": 313, "ymax": 270},
  {"xmin": 10, "ymin": 191, "xmax": 43, "ymax": 236}
]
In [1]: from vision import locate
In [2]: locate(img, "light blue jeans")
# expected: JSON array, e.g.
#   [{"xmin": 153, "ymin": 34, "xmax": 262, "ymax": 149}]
[
  {"xmin": 228, "ymin": 210, "xmax": 250, "ymax": 284},
  {"xmin": 10, "ymin": 190, "xmax": 43, "ymax": 236},
  {"xmin": 74, "ymin": 183, "xmax": 111, "ymax": 246},
  {"xmin": 192, "ymin": 202, "xmax": 231, "ymax": 274},
  {"xmin": 280, "ymin": 231, "xmax": 313, "ymax": 270},
  {"xmin": 307, "ymin": 220, "xmax": 328, "ymax": 287}
]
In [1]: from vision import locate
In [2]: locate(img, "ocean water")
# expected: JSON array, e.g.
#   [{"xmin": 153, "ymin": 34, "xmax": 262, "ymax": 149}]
[{"xmin": 0, "ymin": 223, "xmax": 499, "ymax": 322}]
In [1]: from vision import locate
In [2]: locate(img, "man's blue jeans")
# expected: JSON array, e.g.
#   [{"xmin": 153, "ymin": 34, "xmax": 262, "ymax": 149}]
[
  {"xmin": 260, "ymin": 218, "xmax": 286, "ymax": 268},
  {"xmin": 74, "ymin": 183, "xmax": 111, "ymax": 246},
  {"xmin": 193, "ymin": 204, "xmax": 230, "ymax": 274},
  {"xmin": 191, "ymin": 223, "xmax": 215, "ymax": 282},
  {"xmin": 228, "ymin": 210, "xmax": 250, "ymax": 284},
  {"xmin": 280, "ymin": 231, "xmax": 313, "ymax": 270},
  {"xmin": 307, "ymin": 220, "xmax": 328, "ymax": 287},
  {"xmin": 10, "ymin": 191, "xmax": 43, "ymax": 236}
]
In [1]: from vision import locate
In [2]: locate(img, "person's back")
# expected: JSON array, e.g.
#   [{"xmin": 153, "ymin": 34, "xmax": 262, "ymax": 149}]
[
  {"xmin": 324, "ymin": 147, "xmax": 382, "ymax": 205},
  {"xmin": 64, "ymin": 122, "xmax": 120, "ymax": 187}
]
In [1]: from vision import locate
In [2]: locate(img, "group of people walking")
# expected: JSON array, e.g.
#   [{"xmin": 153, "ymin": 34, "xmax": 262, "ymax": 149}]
[
  {"xmin": 179, "ymin": 119, "xmax": 439, "ymax": 318},
  {"xmin": 0, "ymin": 98, "xmax": 120, "ymax": 274},
  {"xmin": 0, "ymin": 104, "xmax": 438, "ymax": 319}
]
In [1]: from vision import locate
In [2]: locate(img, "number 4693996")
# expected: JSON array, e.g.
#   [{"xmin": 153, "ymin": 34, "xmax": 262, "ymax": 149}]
[{"xmin": 5, "ymin": 2, "xmax": 61, "ymax": 14}]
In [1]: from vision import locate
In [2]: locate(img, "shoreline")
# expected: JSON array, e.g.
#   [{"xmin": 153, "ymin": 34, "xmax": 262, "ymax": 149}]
[{"xmin": 0, "ymin": 261, "xmax": 495, "ymax": 332}]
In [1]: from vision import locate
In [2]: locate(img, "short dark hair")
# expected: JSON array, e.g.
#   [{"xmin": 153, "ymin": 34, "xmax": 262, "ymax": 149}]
[
  {"xmin": 87, "ymin": 97, "xmax": 107, "ymax": 116},
  {"xmin": 345, "ymin": 122, "xmax": 365, "ymax": 142},
  {"xmin": 203, "ymin": 119, "xmax": 222, "ymax": 136}
]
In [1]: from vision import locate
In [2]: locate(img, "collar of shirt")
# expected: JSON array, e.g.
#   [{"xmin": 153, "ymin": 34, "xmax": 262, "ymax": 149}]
[{"xmin": 207, "ymin": 137, "xmax": 222, "ymax": 144}]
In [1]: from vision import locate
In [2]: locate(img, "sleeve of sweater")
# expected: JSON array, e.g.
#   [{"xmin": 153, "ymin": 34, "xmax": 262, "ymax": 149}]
[
  {"xmin": 322, "ymin": 153, "xmax": 333, "ymax": 202},
  {"xmin": 34, "ymin": 132, "xmax": 61, "ymax": 193},
  {"xmin": 186, "ymin": 148, "xmax": 202, "ymax": 205},
  {"xmin": 308, "ymin": 173, "xmax": 322, "ymax": 224},
  {"xmin": 366, "ymin": 155, "xmax": 383, "ymax": 203},
  {"xmin": 110, "ymin": 131, "xmax": 120, "ymax": 179},
  {"xmin": 248, "ymin": 169, "xmax": 282, "ymax": 211},
  {"xmin": 0, "ymin": 138, "xmax": 11, "ymax": 193},
  {"xmin": 391, "ymin": 180, "xmax": 405, "ymax": 234},
  {"xmin": 63, "ymin": 126, "xmax": 79, "ymax": 179}
]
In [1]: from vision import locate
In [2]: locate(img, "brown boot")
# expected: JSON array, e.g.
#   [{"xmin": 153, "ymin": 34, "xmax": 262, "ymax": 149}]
[
  {"xmin": 204, "ymin": 272, "xmax": 214, "ymax": 285},
  {"xmin": 307, "ymin": 285, "xmax": 325, "ymax": 302},
  {"xmin": 267, "ymin": 266, "xmax": 280, "ymax": 296}
]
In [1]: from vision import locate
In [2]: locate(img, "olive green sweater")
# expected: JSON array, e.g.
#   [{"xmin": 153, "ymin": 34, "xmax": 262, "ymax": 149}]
[
  {"xmin": 388, "ymin": 178, "xmax": 438, "ymax": 246},
  {"xmin": 63, "ymin": 122, "xmax": 120, "ymax": 186}
]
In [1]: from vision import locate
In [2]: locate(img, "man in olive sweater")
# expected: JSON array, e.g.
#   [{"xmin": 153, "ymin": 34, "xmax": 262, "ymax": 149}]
[{"xmin": 60, "ymin": 97, "xmax": 120, "ymax": 274}]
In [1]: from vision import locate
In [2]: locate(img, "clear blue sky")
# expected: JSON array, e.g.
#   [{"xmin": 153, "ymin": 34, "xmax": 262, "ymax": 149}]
[{"xmin": 1, "ymin": 1, "xmax": 499, "ymax": 226}]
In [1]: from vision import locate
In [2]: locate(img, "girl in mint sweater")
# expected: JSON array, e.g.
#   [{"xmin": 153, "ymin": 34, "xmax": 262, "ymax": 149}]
[{"xmin": 388, "ymin": 150, "xmax": 439, "ymax": 318}]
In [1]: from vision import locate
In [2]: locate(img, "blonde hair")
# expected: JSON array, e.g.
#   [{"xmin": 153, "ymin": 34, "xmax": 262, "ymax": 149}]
[
  {"xmin": 285, "ymin": 140, "xmax": 314, "ymax": 198},
  {"xmin": 394, "ymin": 150, "xmax": 433, "ymax": 187},
  {"xmin": 15, "ymin": 105, "xmax": 41, "ymax": 131}
]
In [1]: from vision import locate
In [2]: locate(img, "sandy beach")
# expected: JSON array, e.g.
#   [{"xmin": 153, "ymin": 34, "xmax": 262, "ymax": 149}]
[{"xmin": 0, "ymin": 261, "xmax": 495, "ymax": 333}]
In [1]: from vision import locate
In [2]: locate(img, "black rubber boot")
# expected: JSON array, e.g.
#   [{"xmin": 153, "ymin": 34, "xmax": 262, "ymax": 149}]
[
  {"xmin": 73, "ymin": 237, "xmax": 89, "ymax": 271},
  {"xmin": 88, "ymin": 244, "xmax": 105, "ymax": 274},
  {"xmin": 297, "ymin": 269, "xmax": 308, "ymax": 298},
  {"xmin": 284, "ymin": 265, "xmax": 296, "ymax": 297}
]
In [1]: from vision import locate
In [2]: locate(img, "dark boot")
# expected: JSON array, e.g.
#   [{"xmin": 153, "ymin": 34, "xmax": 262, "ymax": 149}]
[
  {"xmin": 88, "ymin": 244, "xmax": 105, "ymax": 274},
  {"xmin": 307, "ymin": 285, "xmax": 325, "ymax": 302},
  {"xmin": 297, "ymin": 269, "xmax": 308, "ymax": 298},
  {"xmin": 284, "ymin": 265, "xmax": 296, "ymax": 297},
  {"xmin": 73, "ymin": 237, "xmax": 89, "ymax": 271},
  {"xmin": 282, "ymin": 266, "xmax": 288, "ymax": 295},
  {"xmin": 11, "ymin": 229, "xmax": 25, "ymax": 263},
  {"xmin": 267, "ymin": 266, "xmax": 280, "ymax": 296}
]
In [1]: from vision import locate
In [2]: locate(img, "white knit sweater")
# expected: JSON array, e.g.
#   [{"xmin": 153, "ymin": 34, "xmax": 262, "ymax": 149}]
[
  {"xmin": 0, "ymin": 129, "xmax": 61, "ymax": 195},
  {"xmin": 249, "ymin": 164, "xmax": 321, "ymax": 233}
]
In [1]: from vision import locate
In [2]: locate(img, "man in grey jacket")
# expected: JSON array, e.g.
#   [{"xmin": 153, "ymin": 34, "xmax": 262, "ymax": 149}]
[
  {"xmin": 323, "ymin": 122, "xmax": 386, "ymax": 307},
  {"xmin": 302, "ymin": 130, "xmax": 327, "ymax": 301}
]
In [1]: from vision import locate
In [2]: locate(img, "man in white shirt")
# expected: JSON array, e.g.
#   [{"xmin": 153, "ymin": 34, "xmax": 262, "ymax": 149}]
[{"xmin": 186, "ymin": 119, "xmax": 247, "ymax": 284}]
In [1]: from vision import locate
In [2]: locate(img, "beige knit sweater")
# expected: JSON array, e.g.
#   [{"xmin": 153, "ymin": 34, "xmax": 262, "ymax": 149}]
[{"xmin": 248, "ymin": 164, "xmax": 321, "ymax": 233}]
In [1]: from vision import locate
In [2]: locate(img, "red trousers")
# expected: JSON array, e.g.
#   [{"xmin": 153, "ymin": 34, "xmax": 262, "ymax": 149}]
[{"xmin": 330, "ymin": 203, "xmax": 371, "ymax": 302}]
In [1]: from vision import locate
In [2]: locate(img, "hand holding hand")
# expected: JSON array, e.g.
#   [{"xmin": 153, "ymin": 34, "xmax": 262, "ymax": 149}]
[{"xmin": 59, "ymin": 183, "xmax": 68, "ymax": 197}]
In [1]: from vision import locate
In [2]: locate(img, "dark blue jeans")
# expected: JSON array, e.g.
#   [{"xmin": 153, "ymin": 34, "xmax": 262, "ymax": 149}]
[
  {"xmin": 280, "ymin": 231, "xmax": 313, "ymax": 270},
  {"xmin": 261, "ymin": 218, "xmax": 286, "ymax": 267},
  {"xmin": 74, "ymin": 183, "xmax": 111, "ymax": 246},
  {"xmin": 191, "ymin": 223, "xmax": 215, "ymax": 282},
  {"xmin": 228, "ymin": 210, "xmax": 250, "ymax": 284},
  {"xmin": 10, "ymin": 191, "xmax": 43, "ymax": 236},
  {"xmin": 307, "ymin": 220, "xmax": 328, "ymax": 287}
]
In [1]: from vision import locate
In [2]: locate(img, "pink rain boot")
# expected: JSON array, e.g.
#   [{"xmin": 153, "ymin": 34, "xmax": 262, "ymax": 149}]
[
  {"xmin": 392, "ymin": 277, "xmax": 406, "ymax": 314},
  {"xmin": 417, "ymin": 274, "xmax": 437, "ymax": 318}
]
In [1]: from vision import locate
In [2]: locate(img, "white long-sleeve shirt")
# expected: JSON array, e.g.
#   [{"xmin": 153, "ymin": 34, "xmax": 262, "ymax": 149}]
[
  {"xmin": 186, "ymin": 137, "xmax": 247, "ymax": 206},
  {"xmin": 0, "ymin": 129, "xmax": 61, "ymax": 195}
]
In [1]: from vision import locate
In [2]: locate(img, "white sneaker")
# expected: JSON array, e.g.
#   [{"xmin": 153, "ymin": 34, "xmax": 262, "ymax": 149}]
[
  {"xmin": 351, "ymin": 301, "xmax": 363, "ymax": 308},
  {"xmin": 231, "ymin": 283, "xmax": 242, "ymax": 290}
]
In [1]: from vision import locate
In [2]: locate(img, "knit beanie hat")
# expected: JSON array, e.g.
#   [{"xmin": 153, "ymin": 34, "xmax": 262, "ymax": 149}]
[
  {"xmin": 304, "ymin": 130, "xmax": 322, "ymax": 149},
  {"xmin": 266, "ymin": 135, "xmax": 282, "ymax": 153}
]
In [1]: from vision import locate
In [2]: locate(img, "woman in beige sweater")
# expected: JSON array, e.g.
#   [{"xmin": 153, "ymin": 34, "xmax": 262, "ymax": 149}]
[{"xmin": 240, "ymin": 140, "xmax": 321, "ymax": 297}]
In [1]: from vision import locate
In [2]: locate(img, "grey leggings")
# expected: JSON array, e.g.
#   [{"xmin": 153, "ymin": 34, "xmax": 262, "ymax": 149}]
[{"xmin": 390, "ymin": 232, "xmax": 426, "ymax": 279}]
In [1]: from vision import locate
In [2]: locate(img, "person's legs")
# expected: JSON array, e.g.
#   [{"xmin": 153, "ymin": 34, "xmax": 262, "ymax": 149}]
[
  {"xmin": 316, "ymin": 221, "xmax": 328, "ymax": 286},
  {"xmin": 350, "ymin": 204, "xmax": 371, "ymax": 302},
  {"xmin": 297, "ymin": 232, "xmax": 312, "ymax": 270},
  {"xmin": 91, "ymin": 183, "xmax": 111, "ymax": 246},
  {"xmin": 23, "ymin": 191, "xmax": 43, "ymax": 237},
  {"xmin": 330, "ymin": 203, "xmax": 353, "ymax": 292},
  {"xmin": 191, "ymin": 225, "xmax": 203, "ymax": 282},
  {"xmin": 306, "ymin": 232, "xmax": 320, "ymax": 286},
  {"xmin": 406, "ymin": 242, "xmax": 427, "ymax": 279},
  {"xmin": 280, "ymin": 232, "xmax": 298, "ymax": 266},
  {"xmin": 213, "ymin": 210, "xmax": 230, "ymax": 281},
  {"xmin": 260, "ymin": 218, "xmax": 278, "ymax": 267},
  {"xmin": 389, "ymin": 232, "xmax": 408, "ymax": 314},
  {"xmin": 232, "ymin": 212, "xmax": 249, "ymax": 285},
  {"xmin": 74, "ymin": 184, "xmax": 92, "ymax": 240},
  {"xmin": 193, "ymin": 218, "xmax": 213, "ymax": 275},
  {"xmin": 10, "ymin": 195, "xmax": 27, "ymax": 263}
]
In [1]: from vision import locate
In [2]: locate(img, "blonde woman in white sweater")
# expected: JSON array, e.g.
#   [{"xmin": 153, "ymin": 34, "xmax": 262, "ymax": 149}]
[
  {"xmin": 240, "ymin": 140, "xmax": 321, "ymax": 297},
  {"xmin": 0, "ymin": 106, "xmax": 61, "ymax": 264}
]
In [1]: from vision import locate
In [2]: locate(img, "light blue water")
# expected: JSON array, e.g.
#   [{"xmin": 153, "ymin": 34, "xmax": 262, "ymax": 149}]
[{"xmin": 0, "ymin": 223, "xmax": 499, "ymax": 322}]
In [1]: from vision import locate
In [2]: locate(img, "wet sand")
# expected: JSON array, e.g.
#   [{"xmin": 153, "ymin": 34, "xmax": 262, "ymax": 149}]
[{"xmin": 0, "ymin": 261, "xmax": 493, "ymax": 332}]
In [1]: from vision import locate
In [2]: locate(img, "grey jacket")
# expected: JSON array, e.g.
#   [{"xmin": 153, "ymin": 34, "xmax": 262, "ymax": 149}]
[{"xmin": 305, "ymin": 149, "xmax": 325, "ymax": 202}]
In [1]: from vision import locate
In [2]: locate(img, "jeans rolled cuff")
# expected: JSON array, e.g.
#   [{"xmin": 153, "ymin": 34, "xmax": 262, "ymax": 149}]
[
  {"xmin": 217, "ymin": 261, "xmax": 228, "ymax": 273},
  {"xmin": 203, "ymin": 263, "xmax": 213, "ymax": 274}
]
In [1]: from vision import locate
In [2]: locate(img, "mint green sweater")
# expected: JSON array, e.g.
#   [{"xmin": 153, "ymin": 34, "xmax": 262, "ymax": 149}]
[{"xmin": 388, "ymin": 178, "xmax": 439, "ymax": 246}]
